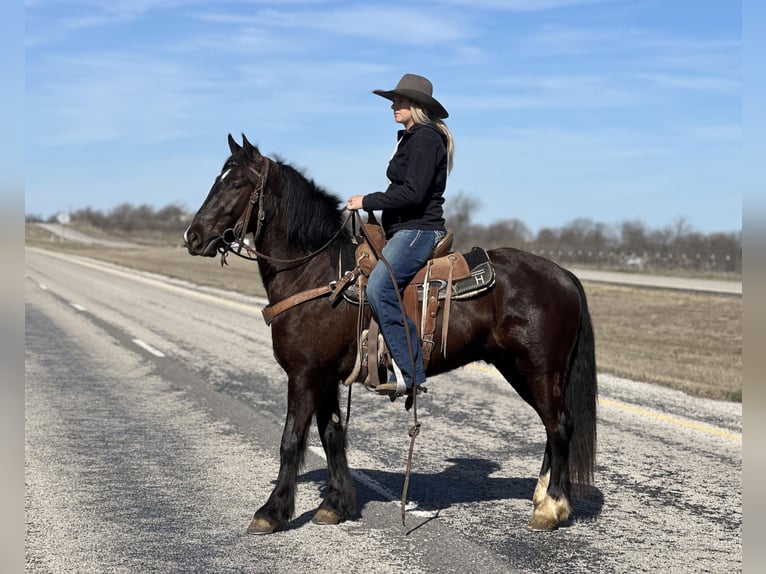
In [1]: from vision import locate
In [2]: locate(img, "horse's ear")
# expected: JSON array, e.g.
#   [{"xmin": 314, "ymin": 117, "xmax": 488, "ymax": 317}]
[
  {"xmin": 228, "ymin": 133, "xmax": 240, "ymax": 154},
  {"xmin": 242, "ymin": 133, "xmax": 255, "ymax": 153},
  {"xmin": 241, "ymin": 134, "xmax": 262, "ymax": 160}
]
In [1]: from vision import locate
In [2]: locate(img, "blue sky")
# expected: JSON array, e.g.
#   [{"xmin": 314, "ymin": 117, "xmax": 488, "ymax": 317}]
[{"xmin": 25, "ymin": 0, "xmax": 741, "ymax": 234}]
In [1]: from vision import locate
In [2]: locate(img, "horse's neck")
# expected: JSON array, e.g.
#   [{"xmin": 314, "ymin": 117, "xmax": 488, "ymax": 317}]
[{"xmin": 256, "ymin": 235, "xmax": 339, "ymax": 303}]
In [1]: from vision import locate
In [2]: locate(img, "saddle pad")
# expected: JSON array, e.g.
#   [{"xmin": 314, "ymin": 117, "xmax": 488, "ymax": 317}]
[{"xmin": 338, "ymin": 244, "xmax": 495, "ymax": 304}]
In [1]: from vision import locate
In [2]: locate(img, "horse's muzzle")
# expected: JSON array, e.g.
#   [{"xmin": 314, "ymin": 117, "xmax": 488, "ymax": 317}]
[{"xmin": 184, "ymin": 226, "xmax": 221, "ymax": 257}]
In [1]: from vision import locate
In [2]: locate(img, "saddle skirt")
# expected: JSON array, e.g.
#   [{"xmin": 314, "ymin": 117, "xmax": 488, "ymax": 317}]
[{"xmin": 338, "ymin": 244, "xmax": 496, "ymax": 305}]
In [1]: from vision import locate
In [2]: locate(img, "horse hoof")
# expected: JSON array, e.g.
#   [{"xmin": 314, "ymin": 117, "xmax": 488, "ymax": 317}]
[
  {"xmin": 246, "ymin": 517, "xmax": 279, "ymax": 535},
  {"xmin": 526, "ymin": 515, "xmax": 557, "ymax": 532},
  {"xmin": 312, "ymin": 508, "xmax": 342, "ymax": 525}
]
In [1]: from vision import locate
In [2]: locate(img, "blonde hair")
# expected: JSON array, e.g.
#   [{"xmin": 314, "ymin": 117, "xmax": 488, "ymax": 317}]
[{"xmin": 410, "ymin": 105, "xmax": 455, "ymax": 174}]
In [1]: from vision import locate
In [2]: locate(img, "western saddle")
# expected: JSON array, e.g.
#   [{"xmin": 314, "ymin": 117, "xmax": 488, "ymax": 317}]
[{"xmin": 260, "ymin": 218, "xmax": 495, "ymax": 390}]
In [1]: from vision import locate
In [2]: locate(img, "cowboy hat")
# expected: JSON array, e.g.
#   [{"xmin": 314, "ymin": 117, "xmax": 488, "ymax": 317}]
[{"xmin": 373, "ymin": 73, "xmax": 448, "ymax": 119}]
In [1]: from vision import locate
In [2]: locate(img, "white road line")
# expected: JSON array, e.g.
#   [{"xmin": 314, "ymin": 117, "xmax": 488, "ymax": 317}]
[
  {"xmin": 70, "ymin": 303, "xmax": 86, "ymax": 312},
  {"xmin": 132, "ymin": 339, "xmax": 166, "ymax": 358},
  {"xmin": 30, "ymin": 247, "xmax": 268, "ymax": 315}
]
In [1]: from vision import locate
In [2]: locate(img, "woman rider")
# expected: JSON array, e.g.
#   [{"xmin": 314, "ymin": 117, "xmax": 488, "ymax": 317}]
[{"xmin": 346, "ymin": 73, "xmax": 455, "ymax": 399}]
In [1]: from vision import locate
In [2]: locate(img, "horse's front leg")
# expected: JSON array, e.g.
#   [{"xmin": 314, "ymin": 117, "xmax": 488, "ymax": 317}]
[
  {"xmin": 247, "ymin": 376, "xmax": 315, "ymax": 535},
  {"xmin": 312, "ymin": 382, "xmax": 356, "ymax": 525}
]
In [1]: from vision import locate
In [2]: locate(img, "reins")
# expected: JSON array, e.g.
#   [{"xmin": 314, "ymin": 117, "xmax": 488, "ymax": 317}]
[{"xmin": 351, "ymin": 210, "xmax": 422, "ymax": 526}]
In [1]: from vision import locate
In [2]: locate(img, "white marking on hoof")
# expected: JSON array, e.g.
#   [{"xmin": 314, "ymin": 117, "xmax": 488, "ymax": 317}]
[
  {"xmin": 555, "ymin": 495, "xmax": 572, "ymax": 522},
  {"xmin": 532, "ymin": 471, "xmax": 550, "ymax": 509},
  {"xmin": 527, "ymin": 494, "xmax": 572, "ymax": 531}
]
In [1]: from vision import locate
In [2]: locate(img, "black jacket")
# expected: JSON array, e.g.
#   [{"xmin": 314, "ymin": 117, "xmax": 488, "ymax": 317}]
[{"xmin": 362, "ymin": 123, "xmax": 448, "ymax": 237}]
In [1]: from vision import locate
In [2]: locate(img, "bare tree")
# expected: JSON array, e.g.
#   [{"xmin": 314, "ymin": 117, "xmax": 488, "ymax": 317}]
[
  {"xmin": 672, "ymin": 216, "xmax": 695, "ymax": 241},
  {"xmin": 444, "ymin": 191, "xmax": 481, "ymax": 250},
  {"xmin": 474, "ymin": 219, "xmax": 531, "ymax": 249},
  {"xmin": 620, "ymin": 219, "xmax": 648, "ymax": 256},
  {"xmin": 52, "ymin": 200, "xmax": 740, "ymax": 274}
]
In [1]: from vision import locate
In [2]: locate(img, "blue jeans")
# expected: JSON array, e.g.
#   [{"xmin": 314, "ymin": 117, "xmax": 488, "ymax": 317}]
[{"xmin": 366, "ymin": 229, "xmax": 445, "ymax": 390}]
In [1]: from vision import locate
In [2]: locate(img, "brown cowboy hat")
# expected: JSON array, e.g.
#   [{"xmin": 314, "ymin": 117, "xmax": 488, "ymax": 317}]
[{"xmin": 373, "ymin": 73, "xmax": 448, "ymax": 119}]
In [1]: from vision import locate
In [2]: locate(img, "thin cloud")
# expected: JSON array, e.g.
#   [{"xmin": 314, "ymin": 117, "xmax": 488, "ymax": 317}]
[
  {"xmin": 638, "ymin": 72, "xmax": 740, "ymax": 94},
  {"xmin": 193, "ymin": 4, "xmax": 472, "ymax": 45},
  {"xmin": 27, "ymin": 52, "xmax": 211, "ymax": 145},
  {"xmin": 435, "ymin": 0, "xmax": 614, "ymax": 10},
  {"xmin": 448, "ymin": 74, "xmax": 647, "ymax": 111},
  {"xmin": 517, "ymin": 23, "xmax": 652, "ymax": 56},
  {"xmin": 461, "ymin": 126, "xmax": 675, "ymax": 161},
  {"xmin": 25, "ymin": 0, "xmax": 320, "ymax": 46},
  {"xmin": 688, "ymin": 124, "xmax": 741, "ymax": 144}
]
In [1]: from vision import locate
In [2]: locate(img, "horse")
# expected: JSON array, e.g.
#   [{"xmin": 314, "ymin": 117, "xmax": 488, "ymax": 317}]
[{"xmin": 184, "ymin": 133, "xmax": 597, "ymax": 534}]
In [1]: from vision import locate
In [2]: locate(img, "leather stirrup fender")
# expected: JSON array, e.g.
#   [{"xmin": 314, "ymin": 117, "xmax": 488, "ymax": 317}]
[{"xmin": 441, "ymin": 255, "xmax": 457, "ymax": 356}]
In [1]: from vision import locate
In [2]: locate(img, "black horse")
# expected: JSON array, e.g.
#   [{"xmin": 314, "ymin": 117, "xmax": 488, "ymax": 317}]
[{"xmin": 184, "ymin": 134, "xmax": 597, "ymax": 533}]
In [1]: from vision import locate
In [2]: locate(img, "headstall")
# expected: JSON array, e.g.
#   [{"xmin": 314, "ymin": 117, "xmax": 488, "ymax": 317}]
[{"xmin": 218, "ymin": 155, "xmax": 352, "ymax": 268}]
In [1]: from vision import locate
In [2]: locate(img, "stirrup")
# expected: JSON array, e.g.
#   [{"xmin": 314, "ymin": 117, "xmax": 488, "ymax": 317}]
[
  {"xmin": 375, "ymin": 380, "xmax": 407, "ymax": 397},
  {"xmin": 376, "ymin": 381, "xmax": 427, "ymax": 403}
]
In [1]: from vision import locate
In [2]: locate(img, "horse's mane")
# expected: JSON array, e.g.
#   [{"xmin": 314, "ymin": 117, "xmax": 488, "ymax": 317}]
[{"xmin": 272, "ymin": 161, "xmax": 347, "ymax": 250}]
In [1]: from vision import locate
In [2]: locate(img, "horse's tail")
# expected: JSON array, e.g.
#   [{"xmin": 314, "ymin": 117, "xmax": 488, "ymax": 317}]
[{"xmin": 564, "ymin": 271, "xmax": 598, "ymax": 487}]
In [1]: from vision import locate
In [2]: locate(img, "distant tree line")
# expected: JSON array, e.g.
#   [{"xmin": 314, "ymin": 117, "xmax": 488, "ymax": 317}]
[
  {"xmin": 28, "ymin": 203, "xmax": 190, "ymax": 233},
  {"xmin": 445, "ymin": 193, "xmax": 741, "ymax": 274},
  {"xmin": 27, "ymin": 197, "xmax": 741, "ymax": 274}
]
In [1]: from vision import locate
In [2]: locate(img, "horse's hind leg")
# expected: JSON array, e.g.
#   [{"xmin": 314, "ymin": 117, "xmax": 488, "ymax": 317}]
[
  {"xmin": 312, "ymin": 384, "xmax": 356, "ymax": 525},
  {"xmin": 497, "ymin": 363, "xmax": 573, "ymax": 531},
  {"xmin": 528, "ymin": 400, "xmax": 573, "ymax": 531}
]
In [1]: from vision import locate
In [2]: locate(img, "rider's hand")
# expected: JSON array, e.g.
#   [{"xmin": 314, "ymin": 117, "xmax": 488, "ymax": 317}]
[{"xmin": 346, "ymin": 195, "xmax": 364, "ymax": 211}]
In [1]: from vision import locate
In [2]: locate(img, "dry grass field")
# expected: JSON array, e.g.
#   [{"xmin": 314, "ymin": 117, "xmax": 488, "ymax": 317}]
[{"xmin": 26, "ymin": 224, "xmax": 742, "ymax": 402}]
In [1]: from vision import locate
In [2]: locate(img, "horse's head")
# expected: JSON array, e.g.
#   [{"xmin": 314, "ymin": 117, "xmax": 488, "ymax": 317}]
[{"xmin": 185, "ymin": 133, "xmax": 272, "ymax": 257}]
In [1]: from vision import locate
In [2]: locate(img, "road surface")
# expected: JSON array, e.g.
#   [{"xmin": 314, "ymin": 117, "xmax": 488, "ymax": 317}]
[{"xmin": 25, "ymin": 247, "xmax": 742, "ymax": 573}]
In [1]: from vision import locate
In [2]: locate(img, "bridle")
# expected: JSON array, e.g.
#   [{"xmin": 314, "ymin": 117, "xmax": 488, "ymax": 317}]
[
  {"xmin": 221, "ymin": 153, "xmax": 270, "ymax": 251},
  {"xmin": 218, "ymin": 154, "xmax": 352, "ymax": 267},
  {"xmin": 218, "ymin": 154, "xmax": 271, "ymax": 265}
]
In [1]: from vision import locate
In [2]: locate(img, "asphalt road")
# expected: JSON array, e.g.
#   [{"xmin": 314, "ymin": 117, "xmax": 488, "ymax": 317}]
[{"xmin": 25, "ymin": 247, "xmax": 742, "ymax": 573}]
